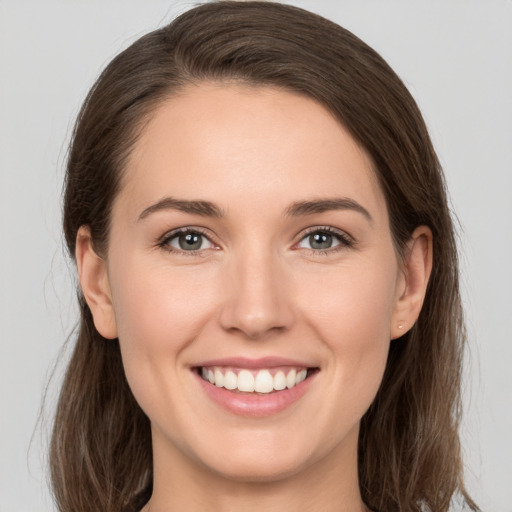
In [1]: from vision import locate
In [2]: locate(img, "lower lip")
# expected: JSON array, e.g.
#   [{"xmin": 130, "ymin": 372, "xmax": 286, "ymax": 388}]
[{"xmin": 195, "ymin": 370, "xmax": 317, "ymax": 417}]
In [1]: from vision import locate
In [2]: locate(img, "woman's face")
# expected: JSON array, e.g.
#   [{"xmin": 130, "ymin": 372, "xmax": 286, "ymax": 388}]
[{"xmin": 95, "ymin": 83, "xmax": 408, "ymax": 481}]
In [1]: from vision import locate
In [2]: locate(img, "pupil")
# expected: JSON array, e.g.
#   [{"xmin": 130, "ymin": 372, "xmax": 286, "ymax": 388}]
[
  {"xmin": 310, "ymin": 232, "xmax": 332, "ymax": 249},
  {"xmin": 179, "ymin": 233, "xmax": 202, "ymax": 250}
]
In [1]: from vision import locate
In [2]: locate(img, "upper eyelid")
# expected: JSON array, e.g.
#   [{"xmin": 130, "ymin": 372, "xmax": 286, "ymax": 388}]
[
  {"xmin": 299, "ymin": 225, "xmax": 346, "ymax": 235},
  {"xmin": 293, "ymin": 226, "xmax": 356, "ymax": 255},
  {"xmin": 159, "ymin": 226, "xmax": 216, "ymax": 244},
  {"xmin": 157, "ymin": 228, "xmax": 218, "ymax": 257},
  {"xmin": 296, "ymin": 225, "xmax": 353, "ymax": 241}
]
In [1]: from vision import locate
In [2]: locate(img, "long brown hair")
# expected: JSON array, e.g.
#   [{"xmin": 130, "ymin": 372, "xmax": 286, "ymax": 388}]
[{"xmin": 51, "ymin": 2, "xmax": 477, "ymax": 511}]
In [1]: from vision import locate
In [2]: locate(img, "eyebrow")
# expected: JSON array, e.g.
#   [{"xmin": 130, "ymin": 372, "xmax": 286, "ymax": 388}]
[
  {"xmin": 138, "ymin": 197, "xmax": 224, "ymax": 221},
  {"xmin": 285, "ymin": 198, "xmax": 373, "ymax": 223},
  {"xmin": 137, "ymin": 196, "xmax": 372, "ymax": 223}
]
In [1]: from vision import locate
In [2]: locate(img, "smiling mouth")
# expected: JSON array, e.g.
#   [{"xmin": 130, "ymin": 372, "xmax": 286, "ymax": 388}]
[{"xmin": 195, "ymin": 366, "xmax": 319, "ymax": 394}]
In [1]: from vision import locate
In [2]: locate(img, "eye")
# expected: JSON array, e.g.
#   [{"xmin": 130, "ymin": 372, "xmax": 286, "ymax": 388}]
[
  {"xmin": 296, "ymin": 228, "xmax": 353, "ymax": 252},
  {"xmin": 160, "ymin": 229, "xmax": 216, "ymax": 253}
]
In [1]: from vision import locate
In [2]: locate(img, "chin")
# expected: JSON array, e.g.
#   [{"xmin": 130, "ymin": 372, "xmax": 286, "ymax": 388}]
[
  {"xmin": 208, "ymin": 454, "xmax": 308, "ymax": 484},
  {"xmin": 189, "ymin": 430, "xmax": 323, "ymax": 484}
]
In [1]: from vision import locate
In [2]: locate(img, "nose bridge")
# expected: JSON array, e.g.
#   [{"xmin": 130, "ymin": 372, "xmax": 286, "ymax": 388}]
[{"xmin": 219, "ymin": 240, "xmax": 294, "ymax": 339}]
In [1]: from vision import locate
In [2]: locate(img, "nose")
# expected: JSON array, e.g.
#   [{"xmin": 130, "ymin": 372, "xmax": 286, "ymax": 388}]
[{"xmin": 218, "ymin": 249, "xmax": 295, "ymax": 340}]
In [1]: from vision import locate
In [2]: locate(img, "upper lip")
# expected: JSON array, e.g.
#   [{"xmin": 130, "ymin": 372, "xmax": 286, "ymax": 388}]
[{"xmin": 193, "ymin": 356, "xmax": 317, "ymax": 369}]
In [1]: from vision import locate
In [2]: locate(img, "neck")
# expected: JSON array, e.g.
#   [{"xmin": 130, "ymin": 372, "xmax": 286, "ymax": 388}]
[{"xmin": 145, "ymin": 426, "xmax": 366, "ymax": 512}]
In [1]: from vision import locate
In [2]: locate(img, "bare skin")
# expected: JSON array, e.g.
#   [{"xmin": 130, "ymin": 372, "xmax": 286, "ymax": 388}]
[{"xmin": 77, "ymin": 83, "xmax": 432, "ymax": 512}]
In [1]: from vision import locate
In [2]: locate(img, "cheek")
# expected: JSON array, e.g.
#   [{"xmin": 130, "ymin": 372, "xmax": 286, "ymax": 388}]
[
  {"xmin": 297, "ymin": 254, "xmax": 398, "ymax": 408},
  {"xmin": 299, "ymin": 253, "xmax": 398, "ymax": 341},
  {"xmin": 107, "ymin": 258, "xmax": 218, "ymax": 400},
  {"xmin": 111, "ymin": 257, "xmax": 216, "ymax": 344}
]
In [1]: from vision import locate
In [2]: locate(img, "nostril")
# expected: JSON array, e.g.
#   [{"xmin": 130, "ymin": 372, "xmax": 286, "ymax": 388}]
[{"xmin": 217, "ymin": 275, "xmax": 295, "ymax": 340}]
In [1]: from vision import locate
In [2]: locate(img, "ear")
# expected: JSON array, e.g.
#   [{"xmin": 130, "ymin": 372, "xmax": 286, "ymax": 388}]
[
  {"xmin": 390, "ymin": 226, "xmax": 433, "ymax": 340},
  {"xmin": 75, "ymin": 226, "xmax": 118, "ymax": 339}
]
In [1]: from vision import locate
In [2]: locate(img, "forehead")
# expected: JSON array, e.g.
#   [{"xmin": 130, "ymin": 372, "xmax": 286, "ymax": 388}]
[{"xmin": 120, "ymin": 82, "xmax": 387, "ymax": 223}]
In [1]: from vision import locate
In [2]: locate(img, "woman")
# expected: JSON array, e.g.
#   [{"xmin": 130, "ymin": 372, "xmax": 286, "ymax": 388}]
[{"xmin": 50, "ymin": 2, "xmax": 478, "ymax": 511}]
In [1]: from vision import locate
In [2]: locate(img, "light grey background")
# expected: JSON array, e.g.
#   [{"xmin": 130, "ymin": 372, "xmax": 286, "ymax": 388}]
[{"xmin": 1, "ymin": 1, "xmax": 511, "ymax": 511}]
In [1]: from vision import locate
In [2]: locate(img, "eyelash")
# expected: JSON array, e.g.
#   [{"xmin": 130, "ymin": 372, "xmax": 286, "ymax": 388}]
[
  {"xmin": 157, "ymin": 227, "xmax": 216, "ymax": 257},
  {"xmin": 296, "ymin": 226, "xmax": 355, "ymax": 255},
  {"xmin": 157, "ymin": 226, "xmax": 355, "ymax": 257}
]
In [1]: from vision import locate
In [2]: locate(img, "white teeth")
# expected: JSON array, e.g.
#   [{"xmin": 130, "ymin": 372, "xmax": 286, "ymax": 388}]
[
  {"xmin": 223, "ymin": 370, "xmax": 237, "ymax": 390},
  {"xmin": 254, "ymin": 370, "xmax": 274, "ymax": 393},
  {"xmin": 214, "ymin": 368, "xmax": 224, "ymax": 387},
  {"xmin": 200, "ymin": 366, "xmax": 311, "ymax": 393},
  {"xmin": 286, "ymin": 369, "xmax": 296, "ymax": 389},
  {"xmin": 273, "ymin": 371, "xmax": 286, "ymax": 391},
  {"xmin": 296, "ymin": 369, "xmax": 307, "ymax": 384},
  {"xmin": 237, "ymin": 370, "xmax": 255, "ymax": 392}
]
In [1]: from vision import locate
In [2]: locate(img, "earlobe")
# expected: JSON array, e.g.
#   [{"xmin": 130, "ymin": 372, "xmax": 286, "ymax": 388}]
[
  {"xmin": 75, "ymin": 226, "xmax": 118, "ymax": 339},
  {"xmin": 390, "ymin": 226, "xmax": 433, "ymax": 340}
]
